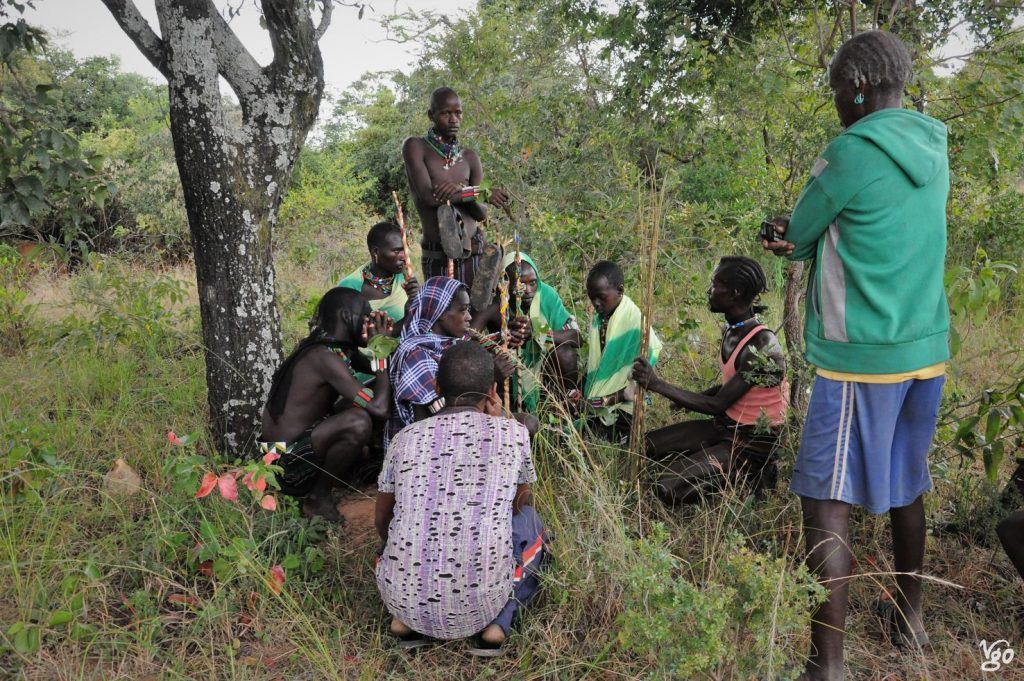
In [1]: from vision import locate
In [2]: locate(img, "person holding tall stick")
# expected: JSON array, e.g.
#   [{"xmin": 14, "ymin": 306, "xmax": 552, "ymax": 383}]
[
  {"xmin": 402, "ymin": 87, "xmax": 508, "ymax": 291},
  {"xmin": 583, "ymin": 260, "xmax": 661, "ymax": 443},
  {"xmin": 632, "ymin": 257, "xmax": 788, "ymax": 504},
  {"xmin": 475, "ymin": 251, "xmax": 581, "ymax": 413},
  {"xmin": 338, "ymin": 222, "xmax": 420, "ymax": 332}
]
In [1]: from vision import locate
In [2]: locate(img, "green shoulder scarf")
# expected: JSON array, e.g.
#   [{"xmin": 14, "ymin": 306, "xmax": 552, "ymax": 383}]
[
  {"xmin": 500, "ymin": 251, "xmax": 575, "ymax": 411},
  {"xmin": 338, "ymin": 263, "xmax": 407, "ymax": 322},
  {"xmin": 584, "ymin": 294, "xmax": 662, "ymax": 418}
]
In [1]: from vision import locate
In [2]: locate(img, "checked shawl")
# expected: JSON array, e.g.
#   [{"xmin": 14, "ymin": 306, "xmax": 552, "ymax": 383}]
[{"xmin": 386, "ymin": 276, "xmax": 466, "ymax": 447}]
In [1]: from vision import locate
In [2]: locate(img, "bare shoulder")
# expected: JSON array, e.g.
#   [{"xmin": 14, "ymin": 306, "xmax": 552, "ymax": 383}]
[
  {"xmin": 462, "ymin": 148, "xmax": 481, "ymax": 163},
  {"xmin": 402, "ymin": 135, "xmax": 426, "ymax": 154},
  {"xmin": 749, "ymin": 327, "xmax": 782, "ymax": 351}
]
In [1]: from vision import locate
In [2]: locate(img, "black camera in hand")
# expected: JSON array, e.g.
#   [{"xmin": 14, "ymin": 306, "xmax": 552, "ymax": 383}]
[{"xmin": 759, "ymin": 219, "xmax": 779, "ymax": 243}]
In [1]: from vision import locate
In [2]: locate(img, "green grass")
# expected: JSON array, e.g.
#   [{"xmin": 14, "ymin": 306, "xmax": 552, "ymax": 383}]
[{"xmin": 0, "ymin": 253, "xmax": 1022, "ymax": 680}]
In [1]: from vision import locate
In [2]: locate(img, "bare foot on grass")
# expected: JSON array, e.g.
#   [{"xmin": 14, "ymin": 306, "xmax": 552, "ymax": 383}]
[{"xmin": 301, "ymin": 495, "xmax": 345, "ymax": 523}]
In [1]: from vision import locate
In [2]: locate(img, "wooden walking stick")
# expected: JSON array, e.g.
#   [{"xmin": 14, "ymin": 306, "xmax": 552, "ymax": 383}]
[
  {"xmin": 498, "ymin": 273, "xmax": 512, "ymax": 413},
  {"xmin": 391, "ymin": 191, "xmax": 415, "ymax": 281},
  {"xmin": 629, "ymin": 178, "xmax": 664, "ymax": 481},
  {"xmin": 511, "ymin": 229, "xmax": 525, "ymax": 412}
]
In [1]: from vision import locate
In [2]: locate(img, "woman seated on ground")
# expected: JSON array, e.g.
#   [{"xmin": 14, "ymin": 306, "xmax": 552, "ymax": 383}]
[
  {"xmin": 385, "ymin": 276, "xmax": 470, "ymax": 448},
  {"xmin": 259, "ymin": 288, "xmax": 392, "ymax": 522},
  {"xmin": 631, "ymin": 256, "xmax": 788, "ymax": 505},
  {"xmin": 475, "ymin": 251, "xmax": 580, "ymax": 411},
  {"xmin": 387, "ymin": 276, "xmax": 533, "ymax": 449}
]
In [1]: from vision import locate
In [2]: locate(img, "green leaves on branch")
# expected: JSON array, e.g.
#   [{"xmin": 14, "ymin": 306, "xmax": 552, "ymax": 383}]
[
  {"xmin": 1, "ymin": 77, "xmax": 114, "ymax": 237},
  {"xmin": 1, "ymin": 4, "xmax": 115, "ymax": 246},
  {"xmin": 951, "ymin": 382, "xmax": 1024, "ymax": 481},
  {"xmin": 944, "ymin": 247, "xmax": 1018, "ymax": 357},
  {"xmin": 364, "ymin": 333, "xmax": 398, "ymax": 360}
]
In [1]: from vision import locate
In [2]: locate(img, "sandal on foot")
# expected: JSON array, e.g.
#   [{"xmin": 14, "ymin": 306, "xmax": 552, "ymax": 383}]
[
  {"xmin": 467, "ymin": 634, "xmax": 506, "ymax": 658},
  {"xmin": 395, "ymin": 631, "xmax": 433, "ymax": 651}
]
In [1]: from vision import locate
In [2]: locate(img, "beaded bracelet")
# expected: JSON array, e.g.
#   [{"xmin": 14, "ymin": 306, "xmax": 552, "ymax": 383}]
[
  {"xmin": 369, "ymin": 357, "xmax": 389, "ymax": 373},
  {"xmin": 352, "ymin": 388, "xmax": 375, "ymax": 409}
]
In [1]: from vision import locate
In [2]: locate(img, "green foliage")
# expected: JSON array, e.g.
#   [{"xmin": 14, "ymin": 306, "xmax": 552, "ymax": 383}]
[
  {"xmin": 945, "ymin": 248, "xmax": 1018, "ymax": 356},
  {"xmin": 0, "ymin": 242, "xmax": 37, "ymax": 352},
  {"xmin": 616, "ymin": 524, "xmax": 825, "ymax": 678},
  {"xmin": 59, "ymin": 257, "xmax": 189, "ymax": 349},
  {"xmin": 0, "ymin": 419, "xmax": 68, "ymax": 503},
  {"xmin": 617, "ymin": 525, "xmax": 731, "ymax": 677},
  {"xmin": 0, "ymin": 9, "xmax": 114, "ymax": 246}
]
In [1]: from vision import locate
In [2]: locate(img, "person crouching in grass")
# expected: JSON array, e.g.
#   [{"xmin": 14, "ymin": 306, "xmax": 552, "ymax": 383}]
[
  {"xmin": 259, "ymin": 288, "xmax": 392, "ymax": 522},
  {"xmin": 374, "ymin": 341, "xmax": 548, "ymax": 656},
  {"xmin": 583, "ymin": 260, "xmax": 662, "ymax": 442},
  {"xmin": 631, "ymin": 256, "xmax": 788, "ymax": 504}
]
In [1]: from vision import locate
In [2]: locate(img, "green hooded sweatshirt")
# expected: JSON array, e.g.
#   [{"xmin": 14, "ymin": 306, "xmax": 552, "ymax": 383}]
[{"xmin": 787, "ymin": 108, "xmax": 950, "ymax": 374}]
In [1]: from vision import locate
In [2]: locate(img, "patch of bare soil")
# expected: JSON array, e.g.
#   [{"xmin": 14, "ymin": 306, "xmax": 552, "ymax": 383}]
[{"xmin": 337, "ymin": 489, "xmax": 377, "ymax": 544}]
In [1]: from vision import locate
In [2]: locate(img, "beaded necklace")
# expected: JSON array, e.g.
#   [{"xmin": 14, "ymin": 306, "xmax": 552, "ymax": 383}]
[
  {"xmin": 362, "ymin": 264, "xmax": 395, "ymax": 296},
  {"xmin": 425, "ymin": 127, "xmax": 463, "ymax": 170},
  {"xmin": 725, "ymin": 316, "xmax": 758, "ymax": 331}
]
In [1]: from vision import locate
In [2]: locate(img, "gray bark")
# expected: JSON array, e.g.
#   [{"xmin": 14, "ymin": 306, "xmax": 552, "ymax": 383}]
[
  {"xmin": 783, "ymin": 261, "xmax": 807, "ymax": 411},
  {"xmin": 99, "ymin": 0, "xmax": 327, "ymax": 454}
]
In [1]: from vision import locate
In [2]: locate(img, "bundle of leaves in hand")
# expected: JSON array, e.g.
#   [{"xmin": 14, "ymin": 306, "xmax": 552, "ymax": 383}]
[
  {"xmin": 364, "ymin": 333, "xmax": 398, "ymax": 360},
  {"xmin": 531, "ymin": 318, "xmax": 553, "ymax": 350}
]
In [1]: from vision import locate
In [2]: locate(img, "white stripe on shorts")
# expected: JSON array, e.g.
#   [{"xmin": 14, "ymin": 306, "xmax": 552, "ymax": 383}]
[{"xmin": 830, "ymin": 382, "xmax": 855, "ymax": 499}]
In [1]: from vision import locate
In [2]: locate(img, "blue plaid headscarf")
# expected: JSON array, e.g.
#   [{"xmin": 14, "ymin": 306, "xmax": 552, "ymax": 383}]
[{"xmin": 386, "ymin": 277, "xmax": 467, "ymax": 446}]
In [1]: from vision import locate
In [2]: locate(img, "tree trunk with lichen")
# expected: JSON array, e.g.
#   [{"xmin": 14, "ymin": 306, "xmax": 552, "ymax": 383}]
[
  {"xmin": 100, "ymin": 0, "xmax": 329, "ymax": 454},
  {"xmin": 783, "ymin": 261, "xmax": 807, "ymax": 411}
]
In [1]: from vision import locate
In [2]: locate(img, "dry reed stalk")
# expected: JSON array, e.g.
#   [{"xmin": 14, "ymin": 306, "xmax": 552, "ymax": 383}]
[
  {"xmin": 498, "ymin": 273, "xmax": 512, "ymax": 413},
  {"xmin": 512, "ymin": 229, "xmax": 524, "ymax": 412},
  {"xmin": 628, "ymin": 175, "xmax": 665, "ymax": 481},
  {"xmin": 391, "ymin": 191, "xmax": 415, "ymax": 280}
]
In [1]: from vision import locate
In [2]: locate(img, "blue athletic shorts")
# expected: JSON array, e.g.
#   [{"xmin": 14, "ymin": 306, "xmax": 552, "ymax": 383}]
[{"xmin": 790, "ymin": 374, "xmax": 945, "ymax": 514}]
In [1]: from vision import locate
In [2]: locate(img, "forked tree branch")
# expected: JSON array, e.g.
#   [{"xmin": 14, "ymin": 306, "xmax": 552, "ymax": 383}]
[
  {"xmin": 206, "ymin": 0, "xmax": 269, "ymax": 99},
  {"xmin": 261, "ymin": 0, "xmax": 319, "ymax": 75},
  {"xmin": 97, "ymin": 0, "xmax": 169, "ymax": 77},
  {"xmin": 315, "ymin": 0, "xmax": 334, "ymax": 41}
]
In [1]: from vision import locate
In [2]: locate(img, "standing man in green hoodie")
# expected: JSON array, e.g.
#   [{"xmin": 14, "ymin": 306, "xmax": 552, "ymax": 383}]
[{"xmin": 764, "ymin": 31, "xmax": 949, "ymax": 681}]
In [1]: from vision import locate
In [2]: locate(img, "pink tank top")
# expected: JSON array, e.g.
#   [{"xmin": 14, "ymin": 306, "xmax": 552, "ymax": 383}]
[{"xmin": 719, "ymin": 324, "xmax": 789, "ymax": 427}]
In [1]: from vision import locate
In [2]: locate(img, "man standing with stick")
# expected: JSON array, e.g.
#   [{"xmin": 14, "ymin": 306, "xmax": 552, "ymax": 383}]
[{"xmin": 402, "ymin": 87, "xmax": 508, "ymax": 300}]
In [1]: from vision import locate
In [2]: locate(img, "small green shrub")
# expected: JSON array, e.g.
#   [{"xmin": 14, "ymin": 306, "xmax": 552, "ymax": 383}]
[
  {"xmin": 0, "ymin": 243, "xmax": 38, "ymax": 353},
  {"xmin": 58, "ymin": 256, "xmax": 188, "ymax": 349},
  {"xmin": 616, "ymin": 524, "xmax": 825, "ymax": 679}
]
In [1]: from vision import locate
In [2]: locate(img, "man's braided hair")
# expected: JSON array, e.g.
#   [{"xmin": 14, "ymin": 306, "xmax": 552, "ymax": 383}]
[
  {"xmin": 265, "ymin": 288, "xmax": 370, "ymax": 420},
  {"xmin": 717, "ymin": 256, "xmax": 769, "ymax": 314},
  {"xmin": 829, "ymin": 30, "xmax": 912, "ymax": 95}
]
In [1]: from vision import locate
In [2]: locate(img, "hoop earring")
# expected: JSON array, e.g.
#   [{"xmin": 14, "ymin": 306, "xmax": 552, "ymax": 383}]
[{"xmin": 854, "ymin": 92, "xmax": 865, "ymax": 105}]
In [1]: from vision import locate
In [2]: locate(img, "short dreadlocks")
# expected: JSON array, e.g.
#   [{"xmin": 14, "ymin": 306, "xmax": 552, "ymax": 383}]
[{"xmin": 829, "ymin": 30, "xmax": 912, "ymax": 96}]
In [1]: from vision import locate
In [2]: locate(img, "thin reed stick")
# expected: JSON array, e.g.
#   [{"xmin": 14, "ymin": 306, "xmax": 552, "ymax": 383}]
[
  {"xmin": 628, "ymin": 173, "xmax": 665, "ymax": 481},
  {"xmin": 512, "ymin": 229, "xmax": 524, "ymax": 412},
  {"xmin": 391, "ymin": 191, "xmax": 415, "ymax": 280},
  {"xmin": 498, "ymin": 273, "xmax": 511, "ymax": 413}
]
